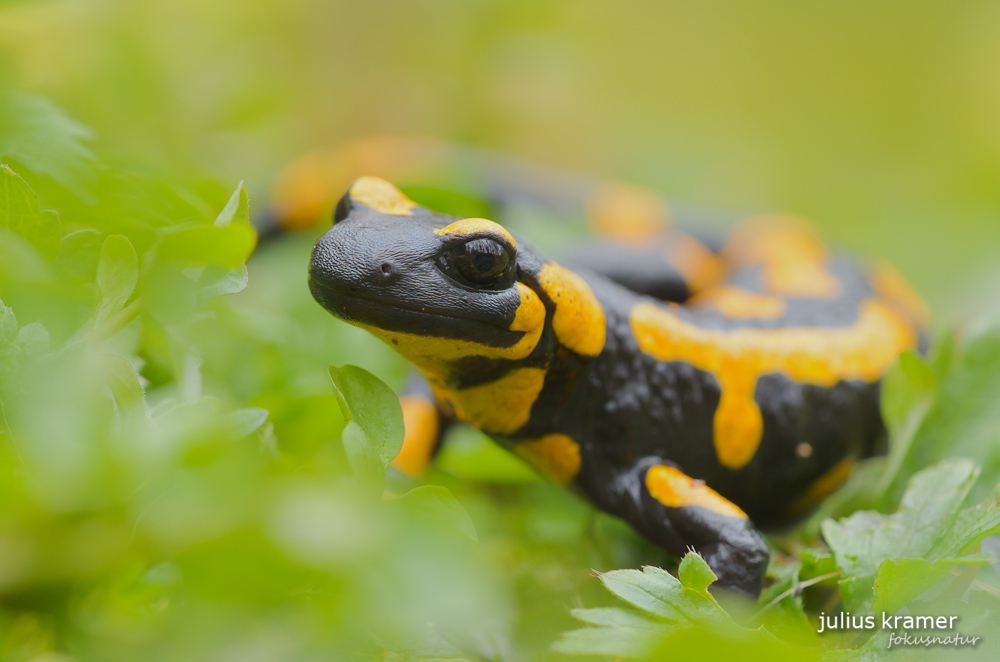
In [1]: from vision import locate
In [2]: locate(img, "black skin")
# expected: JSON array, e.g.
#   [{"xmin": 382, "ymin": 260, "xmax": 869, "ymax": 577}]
[{"xmin": 309, "ymin": 183, "xmax": 904, "ymax": 596}]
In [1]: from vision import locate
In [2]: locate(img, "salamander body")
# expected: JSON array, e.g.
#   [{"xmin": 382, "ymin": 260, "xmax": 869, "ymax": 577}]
[{"xmin": 308, "ymin": 176, "xmax": 926, "ymax": 595}]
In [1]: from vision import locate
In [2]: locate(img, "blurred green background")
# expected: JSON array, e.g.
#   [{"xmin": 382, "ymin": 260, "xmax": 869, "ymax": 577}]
[
  {"xmin": 3, "ymin": 0, "xmax": 1000, "ymax": 306},
  {"xmin": 1, "ymin": 1, "xmax": 1000, "ymax": 661}
]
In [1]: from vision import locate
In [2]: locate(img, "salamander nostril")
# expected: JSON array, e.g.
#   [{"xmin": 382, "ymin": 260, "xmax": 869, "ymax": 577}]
[{"xmin": 380, "ymin": 262, "xmax": 393, "ymax": 275}]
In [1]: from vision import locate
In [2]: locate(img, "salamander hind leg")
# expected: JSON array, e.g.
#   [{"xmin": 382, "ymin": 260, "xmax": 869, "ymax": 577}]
[{"xmin": 608, "ymin": 457, "xmax": 769, "ymax": 596}]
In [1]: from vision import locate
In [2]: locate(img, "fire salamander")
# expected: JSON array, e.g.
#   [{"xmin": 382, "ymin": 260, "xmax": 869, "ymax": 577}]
[{"xmin": 307, "ymin": 175, "xmax": 927, "ymax": 595}]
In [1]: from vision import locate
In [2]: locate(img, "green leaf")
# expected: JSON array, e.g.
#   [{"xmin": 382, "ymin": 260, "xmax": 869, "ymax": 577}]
[
  {"xmin": 678, "ymin": 549, "xmax": 717, "ymax": 592},
  {"xmin": 557, "ymin": 552, "xmax": 774, "ymax": 659},
  {"xmin": 215, "ymin": 181, "xmax": 250, "ymax": 227},
  {"xmin": 823, "ymin": 459, "xmax": 1000, "ymax": 612},
  {"xmin": 95, "ymin": 234, "xmax": 139, "ymax": 322},
  {"xmin": 0, "ymin": 164, "xmax": 61, "ymax": 260},
  {"xmin": 329, "ymin": 365, "xmax": 404, "ymax": 496},
  {"xmin": 0, "ymin": 227, "xmax": 50, "ymax": 282},
  {"xmin": 0, "ymin": 91, "xmax": 94, "ymax": 200},
  {"xmin": 385, "ymin": 485, "xmax": 478, "ymax": 542},
  {"xmin": 197, "ymin": 264, "xmax": 249, "ymax": 301},
  {"xmin": 880, "ymin": 350, "xmax": 935, "ymax": 432},
  {"xmin": 54, "ymin": 229, "xmax": 103, "ymax": 282},
  {"xmin": 216, "ymin": 407, "xmax": 270, "ymax": 439},
  {"xmin": 158, "ymin": 224, "xmax": 257, "ymax": 269},
  {"xmin": 872, "ymin": 555, "xmax": 992, "ymax": 614},
  {"xmin": 883, "ymin": 329, "xmax": 1000, "ymax": 505},
  {"xmin": 598, "ymin": 556, "xmax": 736, "ymax": 629},
  {"xmin": 756, "ymin": 560, "xmax": 817, "ymax": 645},
  {"xmin": 554, "ymin": 608, "xmax": 665, "ymax": 658}
]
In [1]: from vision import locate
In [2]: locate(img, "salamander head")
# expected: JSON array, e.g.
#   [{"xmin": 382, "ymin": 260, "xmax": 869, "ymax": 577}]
[{"xmin": 309, "ymin": 177, "xmax": 547, "ymax": 380}]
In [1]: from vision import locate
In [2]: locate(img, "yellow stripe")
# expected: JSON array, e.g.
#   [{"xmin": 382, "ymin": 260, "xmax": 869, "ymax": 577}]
[
  {"xmin": 630, "ymin": 299, "xmax": 916, "ymax": 469},
  {"xmin": 537, "ymin": 263, "xmax": 606, "ymax": 356},
  {"xmin": 645, "ymin": 465, "xmax": 747, "ymax": 518},
  {"xmin": 432, "ymin": 367, "xmax": 547, "ymax": 435},
  {"xmin": 434, "ymin": 218, "xmax": 516, "ymax": 247}
]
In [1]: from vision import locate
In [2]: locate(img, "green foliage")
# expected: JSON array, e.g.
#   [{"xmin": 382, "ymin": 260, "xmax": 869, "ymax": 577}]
[
  {"xmin": 0, "ymin": 85, "xmax": 999, "ymax": 662},
  {"xmin": 0, "ymin": 90, "xmax": 94, "ymax": 200},
  {"xmin": 823, "ymin": 460, "xmax": 1000, "ymax": 613},
  {"xmin": 330, "ymin": 364, "xmax": 404, "ymax": 496},
  {"xmin": 882, "ymin": 330, "xmax": 1000, "ymax": 505},
  {"xmin": 0, "ymin": 164, "xmax": 61, "ymax": 260},
  {"xmin": 555, "ymin": 553, "xmax": 779, "ymax": 658}
]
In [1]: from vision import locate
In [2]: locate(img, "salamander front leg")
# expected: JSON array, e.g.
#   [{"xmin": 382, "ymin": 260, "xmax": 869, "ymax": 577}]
[
  {"xmin": 391, "ymin": 376, "xmax": 452, "ymax": 476},
  {"xmin": 613, "ymin": 458, "xmax": 769, "ymax": 596}
]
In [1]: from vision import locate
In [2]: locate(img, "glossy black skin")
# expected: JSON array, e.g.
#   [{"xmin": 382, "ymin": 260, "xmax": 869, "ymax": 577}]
[
  {"xmin": 310, "ymin": 200, "xmax": 526, "ymax": 355},
  {"xmin": 310, "ymin": 189, "xmax": 894, "ymax": 596}
]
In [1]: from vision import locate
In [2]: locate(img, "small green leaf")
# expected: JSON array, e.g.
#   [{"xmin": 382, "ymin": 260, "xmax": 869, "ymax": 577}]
[
  {"xmin": 386, "ymin": 485, "xmax": 478, "ymax": 542},
  {"xmin": 329, "ymin": 365, "xmax": 404, "ymax": 496},
  {"xmin": 0, "ymin": 164, "xmax": 61, "ymax": 260},
  {"xmin": 215, "ymin": 181, "xmax": 250, "ymax": 227},
  {"xmin": 600, "ymin": 562, "xmax": 730, "ymax": 628},
  {"xmin": 159, "ymin": 225, "xmax": 257, "ymax": 269},
  {"xmin": 197, "ymin": 264, "xmax": 249, "ymax": 300},
  {"xmin": 95, "ymin": 234, "xmax": 139, "ymax": 322},
  {"xmin": 678, "ymin": 551, "xmax": 717, "ymax": 593}
]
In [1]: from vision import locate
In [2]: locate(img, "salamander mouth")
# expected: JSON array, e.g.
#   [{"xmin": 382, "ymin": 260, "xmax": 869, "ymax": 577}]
[{"xmin": 308, "ymin": 277, "xmax": 528, "ymax": 349}]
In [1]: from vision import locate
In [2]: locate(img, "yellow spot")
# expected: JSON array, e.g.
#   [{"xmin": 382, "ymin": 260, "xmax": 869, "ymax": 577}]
[
  {"xmin": 666, "ymin": 232, "xmax": 727, "ymax": 294},
  {"xmin": 688, "ymin": 286, "xmax": 787, "ymax": 320},
  {"xmin": 537, "ymin": 263, "xmax": 606, "ymax": 356},
  {"xmin": 725, "ymin": 216, "xmax": 840, "ymax": 299},
  {"xmin": 725, "ymin": 215, "xmax": 830, "ymax": 264},
  {"xmin": 586, "ymin": 182, "xmax": 670, "ymax": 242},
  {"xmin": 630, "ymin": 299, "xmax": 917, "ymax": 469},
  {"xmin": 392, "ymin": 395, "xmax": 440, "ymax": 476},
  {"xmin": 871, "ymin": 260, "xmax": 930, "ymax": 327},
  {"xmin": 432, "ymin": 368, "xmax": 547, "ymax": 434},
  {"xmin": 764, "ymin": 260, "xmax": 841, "ymax": 298},
  {"xmin": 434, "ymin": 218, "xmax": 516, "ymax": 247},
  {"xmin": 515, "ymin": 433, "xmax": 581, "ymax": 484},
  {"xmin": 349, "ymin": 176, "xmax": 418, "ymax": 216},
  {"xmin": 785, "ymin": 457, "xmax": 856, "ymax": 517},
  {"xmin": 645, "ymin": 465, "xmax": 747, "ymax": 519}
]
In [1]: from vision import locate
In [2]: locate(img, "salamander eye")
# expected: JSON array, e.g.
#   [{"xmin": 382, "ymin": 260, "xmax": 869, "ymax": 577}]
[{"xmin": 451, "ymin": 237, "xmax": 513, "ymax": 287}]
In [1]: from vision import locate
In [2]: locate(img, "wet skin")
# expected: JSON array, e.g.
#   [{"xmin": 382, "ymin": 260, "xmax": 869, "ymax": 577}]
[{"xmin": 309, "ymin": 177, "xmax": 926, "ymax": 595}]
